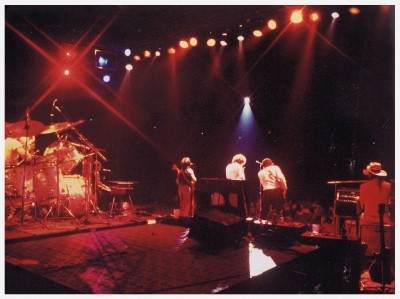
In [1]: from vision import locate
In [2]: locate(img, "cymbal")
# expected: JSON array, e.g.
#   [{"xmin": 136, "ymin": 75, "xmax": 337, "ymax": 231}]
[
  {"xmin": 6, "ymin": 120, "xmax": 45, "ymax": 138},
  {"xmin": 41, "ymin": 120, "xmax": 85, "ymax": 134}
]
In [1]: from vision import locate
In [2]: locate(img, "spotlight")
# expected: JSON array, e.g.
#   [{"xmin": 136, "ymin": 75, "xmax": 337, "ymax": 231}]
[
  {"xmin": 349, "ymin": 7, "xmax": 360, "ymax": 15},
  {"xmin": 155, "ymin": 51, "xmax": 161, "ymax": 57},
  {"xmin": 94, "ymin": 49, "xmax": 117, "ymax": 70},
  {"xmin": 189, "ymin": 37, "xmax": 198, "ymax": 46},
  {"xmin": 220, "ymin": 40, "xmax": 228, "ymax": 46},
  {"xmin": 290, "ymin": 10, "xmax": 303, "ymax": 23},
  {"xmin": 64, "ymin": 69, "xmax": 70, "ymax": 76},
  {"xmin": 144, "ymin": 50, "xmax": 151, "ymax": 58},
  {"xmin": 102, "ymin": 75, "xmax": 110, "ymax": 83},
  {"xmin": 310, "ymin": 13, "xmax": 320, "ymax": 21},
  {"xmin": 331, "ymin": 12, "xmax": 340, "ymax": 19},
  {"xmin": 244, "ymin": 97, "xmax": 250, "ymax": 105},
  {"xmin": 179, "ymin": 40, "xmax": 189, "ymax": 48},
  {"xmin": 134, "ymin": 55, "xmax": 141, "ymax": 61},
  {"xmin": 97, "ymin": 56, "xmax": 108, "ymax": 68},
  {"xmin": 267, "ymin": 19, "xmax": 277, "ymax": 30},
  {"xmin": 207, "ymin": 39, "xmax": 216, "ymax": 47},
  {"xmin": 237, "ymin": 35, "xmax": 244, "ymax": 41},
  {"xmin": 168, "ymin": 47, "xmax": 176, "ymax": 54},
  {"xmin": 125, "ymin": 64, "xmax": 133, "ymax": 71},
  {"xmin": 253, "ymin": 30, "xmax": 262, "ymax": 37},
  {"xmin": 124, "ymin": 49, "xmax": 131, "ymax": 56}
]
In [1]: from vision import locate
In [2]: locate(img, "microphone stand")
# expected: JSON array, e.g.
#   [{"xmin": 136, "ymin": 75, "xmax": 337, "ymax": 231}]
[
  {"xmin": 20, "ymin": 117, "xmax": 29, "ymax": 226},
  {"xmin": 54, "ymin": 105, "xmax": 107, "ymax": 163},
  {"xmin": 53, "ymin": 104, "xmax": 108, "ymax": 225},
  {"xmin": 258, "ymin": 162, "xmax": 263, "ymax": 221}
]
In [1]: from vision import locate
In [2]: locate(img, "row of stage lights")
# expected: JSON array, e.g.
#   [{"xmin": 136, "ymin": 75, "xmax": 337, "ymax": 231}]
[{"xmin": 88, "ymin": 7, "xmax": 361, "ymax": 82}]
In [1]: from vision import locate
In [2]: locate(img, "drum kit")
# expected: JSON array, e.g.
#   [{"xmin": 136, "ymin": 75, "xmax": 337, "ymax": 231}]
[{"xmin": 5, "ymin": 106, "xmax": 108, "ymax": 226}]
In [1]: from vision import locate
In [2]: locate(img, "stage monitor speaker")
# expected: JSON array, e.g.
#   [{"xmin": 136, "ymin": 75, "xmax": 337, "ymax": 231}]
[{"xmin": 189, "ymin": 209, "xmax": 246, "ymax": 246}]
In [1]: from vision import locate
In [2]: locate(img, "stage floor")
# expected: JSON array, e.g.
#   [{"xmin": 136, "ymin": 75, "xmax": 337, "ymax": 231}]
[
  {"xmin": 4, "ymin": 204, "xmax": 314, "ymax": 294},
  {"xmin": 4, "ymin": 204, "xmax": 395, "ymax": 294}
]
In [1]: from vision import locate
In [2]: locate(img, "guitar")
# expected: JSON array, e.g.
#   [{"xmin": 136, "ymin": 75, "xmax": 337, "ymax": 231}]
[
  {"xmin": 368, "ymin": 203, "xmax": 393, "ymax": 285},
  {"xmin": 172, "ymin": 164, "xmax": 196, "ymax": 191}
]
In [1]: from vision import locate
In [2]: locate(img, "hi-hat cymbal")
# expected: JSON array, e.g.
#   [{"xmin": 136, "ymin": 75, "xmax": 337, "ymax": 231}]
[
  {"xmin": 6, "ymin": 120, "xmax": 45, "ymax": 138},
  {"xmin": 41, "ymin": 120, "xmax": 85, "ymax": 134}
]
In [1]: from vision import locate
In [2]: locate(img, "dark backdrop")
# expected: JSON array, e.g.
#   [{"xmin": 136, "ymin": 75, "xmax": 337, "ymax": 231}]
[{"xmin": 5, "ymin": 5, "xmax": 395, "ymax": 209}]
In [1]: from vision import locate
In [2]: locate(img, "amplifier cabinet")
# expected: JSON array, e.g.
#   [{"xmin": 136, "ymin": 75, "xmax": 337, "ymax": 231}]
[
  {"xmin": 335, "ymin": 189, "xmax": 360, "ymax": 217},
  {"xmin": 335, "ymin": 199, "xmax": 360, "ymax": 217}
]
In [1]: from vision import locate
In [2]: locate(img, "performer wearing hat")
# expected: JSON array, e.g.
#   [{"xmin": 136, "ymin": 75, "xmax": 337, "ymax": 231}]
[
  {"xmin": 226, "ymin": 154, "xmax": 246, "ymax": 180},
  {"xmin": 360, "ymin": 162, "xmax": 391, "ymax": 224},
  {"xmin": 174, "ymin": 157, "xmax": 197, "ymax": 217},
  {"xmin": 258, "ymin": 158, "xmax": 287, "ymax": 221}
]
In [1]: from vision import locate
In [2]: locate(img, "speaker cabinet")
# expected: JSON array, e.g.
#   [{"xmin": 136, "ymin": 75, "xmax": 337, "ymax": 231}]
[{"xmin": 189, "ymin": 209, "xmax": 246, "ymax": 246}]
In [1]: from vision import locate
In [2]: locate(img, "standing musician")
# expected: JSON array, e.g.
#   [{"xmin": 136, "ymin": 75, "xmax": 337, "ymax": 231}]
[
  {"xmin": 174, "ymin": 157, "xmax": 197, "ymax": 217},
  {"xmin": 258, "ymin": 158, "xmax": 287, "ymax": 221},
  {"xmin": 226, "ymin": 154, "xmax": 246, "ymax": 180},
  {"xmin": 360, "ymin": 162, "xmax": 391, "ymax": 224},
  {"xmin": 359, "ymin": 162, "xmax": 392, "ymax": 256}
]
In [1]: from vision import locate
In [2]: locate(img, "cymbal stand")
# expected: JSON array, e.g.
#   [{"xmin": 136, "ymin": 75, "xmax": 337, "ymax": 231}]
[
  {"xmin": 20, "ymin": 110, "xmax": 47, "ymax": 228},
  {"xmin": 82, "ymin": 153, "xmax": 93, "ymax": 224},
  {"xmin": 53, "ymin": 104, "xmax": 107, "ymax": 163},
  {"xmin": 53, "ymin": 102, "xmax": 109, "ymax": 225},
  {"xmin": 258, "ymin": 162, "xmax": 263, "ymax": 220}
]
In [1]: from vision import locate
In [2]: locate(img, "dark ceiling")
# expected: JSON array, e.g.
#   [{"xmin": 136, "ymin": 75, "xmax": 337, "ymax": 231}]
[{"xmin": 4, "ymin": 5, "xmax": 395, "ymax": 206}]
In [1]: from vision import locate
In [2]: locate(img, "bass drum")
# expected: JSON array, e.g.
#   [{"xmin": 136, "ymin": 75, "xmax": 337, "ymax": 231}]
[
  {"xmin": 60, "ymin": 175, "xmax": 86, "ymax": 217},
  {"xmin": 33, "ymin": 164, "xmax": 61, "ymax": 204}
]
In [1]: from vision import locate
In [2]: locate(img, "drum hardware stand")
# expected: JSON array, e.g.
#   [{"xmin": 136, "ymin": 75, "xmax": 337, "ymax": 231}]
[
  {"xmin": 19, "ymin": 109, "xmax": 47, "ymax": 228},
  {"xmin": 92, "ymin": 157, "xmax": 112, "ymax": 223},
  {"xmin": 53, "ymin": 102, "xmax": 108, "ymax": 225},
  {"xmin": 42, "ymin": 161, "xmax": 81, "ymax": 225},
  {"xmin": 81, "ymin": 153, "xmax": 111, "ymax": 224}
]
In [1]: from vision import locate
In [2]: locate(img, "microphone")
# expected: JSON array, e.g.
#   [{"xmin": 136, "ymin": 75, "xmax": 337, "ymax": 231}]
[
  {"xmin": 50, "ymin": 99, "xmax": 58, "ymax": 122},
  {"xmin": 256, "ymin": 160, "xmax": 262, "ymax": 164}
]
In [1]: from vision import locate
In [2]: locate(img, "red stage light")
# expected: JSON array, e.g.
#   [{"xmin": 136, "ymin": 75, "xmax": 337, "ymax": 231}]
[
  {"xmin": 349, "ymin": 7, "xmax": 361, "ymax": 15},
  {"xmin": 189, "ymin": 37, "xmax": 198, "ymax": 46},
  {"xmin": 179, "ymin": 40, "xmax": 189, "ymax": 48},
  {"xmin": 291, "ymin": 10, "xmax": 303, "ymax": 24},
  {"xmin": 268, "ymin": 19, "xmax": 277, "ymax": 30},
  {"xmin": 207, "ymin": 39, "xmax": 216, "ymax": 47},
  {"xmin": 253, "ymin": 30, "xmax": 262, "ymax": 37},
  {"xmin": 310, "ymin": 13, "xmax": 320, "ymax": 21}
]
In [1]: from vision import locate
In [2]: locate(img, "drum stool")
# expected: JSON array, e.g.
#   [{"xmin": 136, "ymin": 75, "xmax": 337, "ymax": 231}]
[{"xmin": 107, "ymin": 181, "xmax": 135, "ymax": 216}]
